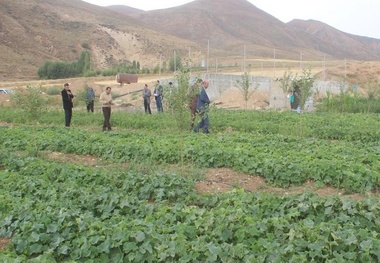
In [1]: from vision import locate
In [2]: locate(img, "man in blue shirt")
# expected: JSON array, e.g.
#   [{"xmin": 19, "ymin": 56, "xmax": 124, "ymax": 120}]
[
  {"xmin": 86, "ymin": 84, "xmax": 95, "ymax": 112},
  {"xmin": 154, "ymin": 80, "xmax": 164, "ymax": 113}
]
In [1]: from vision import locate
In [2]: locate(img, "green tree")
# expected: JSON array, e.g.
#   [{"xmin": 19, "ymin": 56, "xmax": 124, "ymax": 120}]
[
  {"xmin": 296, "ymin": 68, "xmax": 315, "ymax": 110},
  {"xmin": 279, "ymin": 70, "xmax": 295, "ymax": 108},
  {"xmin": 169, "ymin": 54, "xmax": 182, "ymax": 72},
  {"xmin": 278, "ymin": 69, "xmax": 315, "ymax": 110},
  {"xmin": 11, "ymin": 84, "xmax": 49, "ymax": 156},
  {"xmin": 166, "ymin": 62, "xmax": 193, "ymax": 168},
  {"xmin": 363, "ymin": 78, "xmax": 380, "ymax": 112},
  {"xmin": 37, "ymin": 51, "xmax": 91, "ymax": 79},
  {"xmin": 235, "ymin": 72, "xmax": 257, "ymax": 109}
]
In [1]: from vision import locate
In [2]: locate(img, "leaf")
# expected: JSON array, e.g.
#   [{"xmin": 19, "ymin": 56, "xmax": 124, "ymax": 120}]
[
  {"xmin": 29, "ymin": 232, "xmax": 40, "ymax": 243},
  {"xmin": 344, "ymin": 235, "xmax": 357, "ymax": 246},
  {"xmin": 99, "ymin": 239, "xmax": 111, "ymax": 253},
  {"xmin": 46, "ymin": 223, "xmax": 58, "ymax": 233},
  {"xmin": 57, "ymin": 244, "xmax": 69, "ymax": 255},
  {"xmin": 123, "ymin": 242, "xmax": 138, "ymax": 253},
  {"xmin": 136, "ymin": 231, "xmax": 146, "ymax": 242},
  {"xmin": 360, "ymin": 240, "xmax": 373, "ymax": 251},
  {"xmin": 208, "ymin": 243, "xmax": 222, "ymax": 255}
]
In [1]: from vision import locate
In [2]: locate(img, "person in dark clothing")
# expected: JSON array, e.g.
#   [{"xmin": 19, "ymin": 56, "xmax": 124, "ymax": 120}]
[
  {"xmin": 61, "ymin": 83, "xmax": 74, "ymax": 127},
  {"xmin": 142, "ymin": 84, "xmax": 152, "ymax": 114},
  {"xmin": 194, "ymin": 80, "xmax": 211, "ymax": 134}
]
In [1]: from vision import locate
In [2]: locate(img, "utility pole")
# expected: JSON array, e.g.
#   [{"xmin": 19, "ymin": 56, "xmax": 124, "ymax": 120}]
[
  {"xmin": 243, "ymin": 45, "xmax": 246, "ymax": 73},
  {"xmin": 174, "ymin": 50, "xmax": 176, "ymax": 72},
  {"xmin": 273, "ymin": 49, "xmax": 276, "ymax": 78},
  {"xmin": 207, "ymin": 39, "xmax": 210, "ymax": 78},
  {"xmin": 159, "ymin": 52, "xmax": 162, "ymax": 79}
]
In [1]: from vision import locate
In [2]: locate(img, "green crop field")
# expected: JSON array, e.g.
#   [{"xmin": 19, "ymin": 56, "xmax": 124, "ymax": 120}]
[{"xmin": 1, "ymin": 106, "xmax": 380, "ymax": 262}]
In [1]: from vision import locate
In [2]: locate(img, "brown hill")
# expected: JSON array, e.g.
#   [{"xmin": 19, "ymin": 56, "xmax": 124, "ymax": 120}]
[
  {"xmin": 1, "ymin": 0, "xmax": 380, "ymax": 82},
  {"xmin": 288, "ymin": 19, "xmax": 380, "ymax": 60},
  {"xmin": 129, "ymin": 0, "xmax": 380, "ymax": 61},
  {"xmin": 0, "ymin": 0, "xmax": 200, "ymax": 80}
]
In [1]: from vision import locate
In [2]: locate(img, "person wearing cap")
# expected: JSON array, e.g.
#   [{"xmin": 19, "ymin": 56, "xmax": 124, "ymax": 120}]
[
  {"xmin": 194, "ymin": 80, "xmax": 211, "ymax": 133},
  {"xmin": 61, "ymin": 83, "xmax": 74, "ymax": 127},
  {"xmin": 99, "ymin": 86, "xmax": 114, "ymax": 131}
]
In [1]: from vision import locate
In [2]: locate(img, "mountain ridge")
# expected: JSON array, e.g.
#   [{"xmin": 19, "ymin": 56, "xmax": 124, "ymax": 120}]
[{"xmin": 1, "ymin": 0, "xmax": 379, "ymax": 81}]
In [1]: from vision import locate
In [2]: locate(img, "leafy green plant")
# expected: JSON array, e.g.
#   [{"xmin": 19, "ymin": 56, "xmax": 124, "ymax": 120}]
[
  {"xmin": 363, "ymin": 78, "xmax": 380, "ymax": 112},
  {"xmin": 295, "ymin": 68, "xmax": 315, "ymax": 110},
  {"xmin": 10, "ymin": 84, "xmax": 49, "ymax": 156},
  {"xmin": 11, "ymin": 84, "xmax": 48, "ymax": 123},
  {"xmin": 37, "ymin": 51, "xmax": 91, "ymax": 79},
  {"xmin": 169, "ymin": 54, "xmax": 182, "ymax": 72},
  {"xmin": 278, "ymin": 70, "xmax": 294, "ymax": 108},
  {"xmin": 45, "ymin": 86, "xmax": 61, "ymax": 96},
  {"xmin": 235, "ymin": 72, "xmax": 258, "ymax": 109}
]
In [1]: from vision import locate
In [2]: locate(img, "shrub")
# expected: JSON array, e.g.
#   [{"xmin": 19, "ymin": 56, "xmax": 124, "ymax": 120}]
[{"xmin": 45, "ymin": 86, "xmax": 61, "ymax": 95}]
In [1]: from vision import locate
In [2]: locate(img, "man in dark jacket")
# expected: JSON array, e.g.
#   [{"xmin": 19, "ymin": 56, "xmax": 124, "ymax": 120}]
[
  {"xmin": 61, "ymin": 83, "xmax": 74, "ymax": 127},
  {"xmin": 194, "ymin": 80, "xmax": 211, "ymax": 133}
]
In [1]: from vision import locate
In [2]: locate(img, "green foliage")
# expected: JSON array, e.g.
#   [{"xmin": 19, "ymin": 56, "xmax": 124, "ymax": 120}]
[
  {"xmin": 1, "ymin": 121, "xmax": 379, "ymax": 193},
  {"xmin": 100, "ymin": 62, "xmax": 140, "ymax": 77},
  {"xmin": 279, "ymin": 68, "xmax": 316, "ymax": 110},
  {"xmin": 45, "ymin": 86, "xmax": 61, "ymax": 96},
  {"xmin": 10, "ymin": 84, "xmax": 48, "ymax": 122},
  {"xmin": 153, "ymin": 64, "xmax": 160, "ymax": 74},
  {"xmin": 1, "ymin": 106, "xmax": 380, "ymax": 261},
  {"xmin": 170, "ymin": 67, "xmax": 192, "ymax": 132},
  {"xmin": 317, "ymin": 80, "xmax": 380, "ymax": 113},
  {"xmin": 1, "ymin": 151, "xmax": 380, "ymax": 262},
  {"xmin": 169, "ymin": 54, "xmax": 182, "ymax": 71},
  {"xmin": 235, "ymin": 72, "xmax": 258, "ymax": 109},
  {"xmin": 296, "ymin": 68, "xmax": 315, "ymax": 109},
  {"xmin": 279, "ymin": 70, "xmax": 293, "ymax": 94},
  {"xmin": 74, "ymin": 85, "xmax": 89, "ymax": 107},
  {"xmin": 37, "ymin": 51, "xmax": 91, "ymax": 79}
]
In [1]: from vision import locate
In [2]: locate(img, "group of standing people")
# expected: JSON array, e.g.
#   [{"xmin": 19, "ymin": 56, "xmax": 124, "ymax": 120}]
[
  {"xmin": 141, "ymin": 80, "xmax": 165, "ymax": 114},
  {"xmin": 61, "ymin": 78, "xmax": 211, "ymax": 133},
  {"xmin": 61, "ymin": 83, "xmax": 114, "ymax": 131},
  {"xmin": 142, "ymin": 78, "xmax": 211, "ymax": 133}
]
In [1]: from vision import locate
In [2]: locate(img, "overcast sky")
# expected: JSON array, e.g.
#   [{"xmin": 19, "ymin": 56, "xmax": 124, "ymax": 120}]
[{"xmin": 82, "ymin": 0, "xmax": 379, "ymax": 39}]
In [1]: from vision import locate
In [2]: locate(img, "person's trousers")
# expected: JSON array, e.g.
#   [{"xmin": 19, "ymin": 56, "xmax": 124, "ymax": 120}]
[
  {"xmin": 102, "ymin": 107, "xmax": 111, "ymax": 131},
  {"xmin": 87, "ymin": 100, "xmax": 94, "ymax": 112},
  {"xmin": 144, "ymin": 99, "xmax": 151, "ymax": 114},
  {"xmin": 64, "ymin": 108, "xmax": 72, "ymax": 127},
  {"xmin": 155, "ymin": 96, "xmax": 163, "ymax": 112},
  {"xmin": 194, "ymin": 111, "xmax": 209, "ymax": 133}
]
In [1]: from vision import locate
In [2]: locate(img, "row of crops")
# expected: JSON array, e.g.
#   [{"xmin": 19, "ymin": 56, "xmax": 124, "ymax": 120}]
[{"xmin": 1, "ymin": 109, "xmax": 380, "ymax": 261}]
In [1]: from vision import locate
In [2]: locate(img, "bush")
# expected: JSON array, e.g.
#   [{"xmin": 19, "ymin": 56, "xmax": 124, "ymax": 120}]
[{"xmin": 45, "ymin": 86, "xmax": 61, "ymax": 95}]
